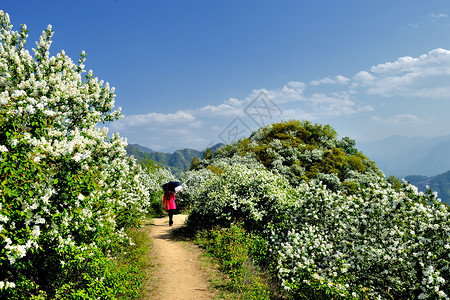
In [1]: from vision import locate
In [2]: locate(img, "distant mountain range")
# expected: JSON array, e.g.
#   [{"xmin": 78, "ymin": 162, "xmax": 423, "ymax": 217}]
[
  {"xmin": 357, "ymin": 134, "xmax": 450, "ymax": 178},
  {"xmin": 404, "ymin": 171, "xmax": 450, "ymax": 204},
  {"xmin": 357, "ymin": 134, "xmax": 450, "ymax": 204},
  {"xmin": 126, "ymin": 143, "xmax": 224, "ymax": 175}
]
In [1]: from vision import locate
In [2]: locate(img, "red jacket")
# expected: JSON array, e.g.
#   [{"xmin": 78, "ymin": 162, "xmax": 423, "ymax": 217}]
[{"xmin": 163, "ymin": 192, "xmax": 176, "ymax": 210}]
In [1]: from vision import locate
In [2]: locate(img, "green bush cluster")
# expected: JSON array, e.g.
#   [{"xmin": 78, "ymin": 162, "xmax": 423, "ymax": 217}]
[
  {"xmin": 185, "ymin": 164, "xmax": 290, "ymax": 232},
  {"xmin": 195, "ymin": 223, "xmax": 270, "ymax": 299}
]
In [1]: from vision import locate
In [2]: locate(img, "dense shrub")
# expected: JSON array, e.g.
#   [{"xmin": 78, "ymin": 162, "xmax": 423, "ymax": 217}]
[
  {"xmin": 186, "ymin": 162, "xmax": 290, "ymax": 232},
  {"xmin": 184, "ymin": 138, "xmax": 450, "ymax": 299},
  {"xmin": 269, "ymin": 181, "xmax": 449, "ymax": 299},
  {"xmin": 0, "ymin": 11, "xmax": 147, "ymax": 298},
  {"xmin": 176, "ymin": 168, "xmax": 216, "ymax": 211}
]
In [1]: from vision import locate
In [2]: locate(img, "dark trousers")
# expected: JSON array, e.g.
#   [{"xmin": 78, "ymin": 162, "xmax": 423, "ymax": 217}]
[{"xmin": 168, "ymin": 209, "xmax": 175, "ymax": 226}]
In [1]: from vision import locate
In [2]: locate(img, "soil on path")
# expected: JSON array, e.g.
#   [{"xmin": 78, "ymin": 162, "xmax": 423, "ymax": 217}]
[{"xmin": 147, "ymin": 214, "xmax": 214, "ymax": 300}]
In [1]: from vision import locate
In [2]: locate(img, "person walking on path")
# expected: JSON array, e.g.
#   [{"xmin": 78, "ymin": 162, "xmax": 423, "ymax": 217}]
[{"xmin": 163, "ymin": 190, "xmax": 177, "ymax": 226}]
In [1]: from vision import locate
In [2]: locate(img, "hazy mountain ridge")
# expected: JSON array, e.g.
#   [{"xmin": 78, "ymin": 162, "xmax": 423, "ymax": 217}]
[
  {"xmin": 357, "ymin": 134, "xmax": 450, "ymax": 178},
  {"xmin": 355, "ymin": 135, "xmax": 450, "ymax": 203}
]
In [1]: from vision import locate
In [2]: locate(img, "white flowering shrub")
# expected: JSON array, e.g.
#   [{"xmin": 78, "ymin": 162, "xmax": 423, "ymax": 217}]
[
  {"xmin": 187, "ymin": 163, "xmax": 450, "ymax": 298},
  {"xmin": 185, "ymin": 124, "xmax": 450, "ymax": 298},
  {"xmin": 181, "ymin": 152, "xmax": 263, "ymax": 210},
  {"xmin": 267, "ymin": 181, "xmax": 450, "ymax": 299},
  {"xmin": 0, "ymin": 11, "xmax": 148, "ymax": 298},
  {"xmin": 177, "ymin": 168, "xmax": 216, "ymax": 210},
  {"xmin": 186, "ymin": 162, "xmax": 291, "ymax": 232}
]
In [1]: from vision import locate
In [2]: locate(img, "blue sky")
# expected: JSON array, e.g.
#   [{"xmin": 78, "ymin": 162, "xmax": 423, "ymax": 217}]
[{"xmin": 4, "ymin": 0, "xmax": 450, "ymax": 151}]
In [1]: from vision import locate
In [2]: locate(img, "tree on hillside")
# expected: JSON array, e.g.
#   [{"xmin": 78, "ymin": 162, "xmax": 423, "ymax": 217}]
[
  {"xmin": 194, "ymin": 120, "xmax": 383, "ymax": 192},
  {"xmin": 0, "ymin": 11, "xmax": 147, "ymax": 298}
]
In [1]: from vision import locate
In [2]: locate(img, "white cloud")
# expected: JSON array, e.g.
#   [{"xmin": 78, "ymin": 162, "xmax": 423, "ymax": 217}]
[
  {"xmin": 371, "ymin": 114, "xmax": 428, "ymax": 125},
  {"xmin": 286, "ymin": 81, "xmax": 306, "ymax": 89},
  {"xmin": 306, "ymin": 93, "xmax": 358, "ymax": 116},
  {"xmin": 370, "ymin": 55, "xmax": 419, "ymax": 74},
  {"xmin": 110, "ymin": 110, "xmax": 200, "ymax": 131},
  {"xmin": 356, "ymin": 48, "xmax": 450, "ymax": 97},
  {"xmin": 310, "ymin": 75, "xmax": 350, "ymax": 86},
  {"xmin": 310, "ymin": 77, "xmax": 334, "ymax": 86},
  {"xmin": 196, "ymin": 98, "xmax": 244, "ymax": 117},
  {"xmin": 429, "ymin": 13, "xmax": 448, "ymax": 22},
  {"xmin": 335, "ymin": 75, "xmax": 351, "ymax": 84},
  {"xmin": 197, "ymin": 104, "xmax": 242, "ymax": 117},
  {"xmin": 352, "ymin": 71, "xmax": 375, "ymax": 86},
  {"xmin": 108, "ymin": 111, "xmax": 207, "ymax": 151}
]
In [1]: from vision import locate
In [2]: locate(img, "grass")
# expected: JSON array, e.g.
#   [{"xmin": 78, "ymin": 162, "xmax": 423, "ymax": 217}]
[
  {"xmin": 191, "ymin": 223, "xmax": 284, "ymax": 300},
  {"xmin": 125, "ymin": 223, "xmax": 158, "ymax": 300}
]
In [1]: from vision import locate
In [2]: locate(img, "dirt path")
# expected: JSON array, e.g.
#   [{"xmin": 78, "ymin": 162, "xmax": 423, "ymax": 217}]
[{"xmin": 147, "ymin": 214, "xmax": 214, "ymax": 300}]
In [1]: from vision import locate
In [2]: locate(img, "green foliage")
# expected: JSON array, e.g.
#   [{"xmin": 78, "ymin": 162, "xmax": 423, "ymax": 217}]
[
  {"xmin": 387, "ymin": 175, "xmax": 403, "ymax": 191},
  {"xmin": 203, "ymin": 147, "xmax": 213, "ymax": 159},
  {"xmin": 190, "ymin": 156, "xmax": 201, "ymax": 170},
  {"xmin": 51, "ymin": 228, "xmax": 150, "ymax": 300},
  {"xmin": 205, "ymin": 164, "xmax": 224, "ymax": 175},
  {"xmin": 195, "ymin": 224, "xmax": 271, "ymax": 299}
]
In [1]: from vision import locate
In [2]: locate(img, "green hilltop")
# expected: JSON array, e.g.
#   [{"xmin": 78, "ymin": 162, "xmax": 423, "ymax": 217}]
[{"xmin": 191, "ymin": 120, "xmax": 383, "ymax": 193}]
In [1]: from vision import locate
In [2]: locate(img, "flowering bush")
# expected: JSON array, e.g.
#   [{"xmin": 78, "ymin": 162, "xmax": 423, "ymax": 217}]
[
  {"xmin": 186, "ymin": 162, "xmax": 291, "ymax": 232},
  {"xmin": 184, "ymin": 123, "xmax": 450, "ymax": 298},
  {"xmin": 270, "ymin": 181, "xmax": 450, "ymax": 299},
  {"xmin": 0, "ymin": 11, "xmax": 148, "ymax": 298},
  {"xmin": 177, "ymin": 168, "xmax": 216, "ymax": 211},
  {"xmin": 187, "ymin": 163, "xmax": 450, "ymax": 298}
]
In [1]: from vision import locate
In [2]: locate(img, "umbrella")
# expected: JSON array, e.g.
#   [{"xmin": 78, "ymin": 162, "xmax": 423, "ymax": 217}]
[{"xmin": 162, "ymin": 181, "xmax": 184, "ymax": 193}]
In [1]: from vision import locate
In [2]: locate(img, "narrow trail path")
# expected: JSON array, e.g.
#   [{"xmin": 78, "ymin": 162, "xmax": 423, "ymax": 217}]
[{"xmin": 147, "ymin": 214, "xmax": 214, "ymax": 300}]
